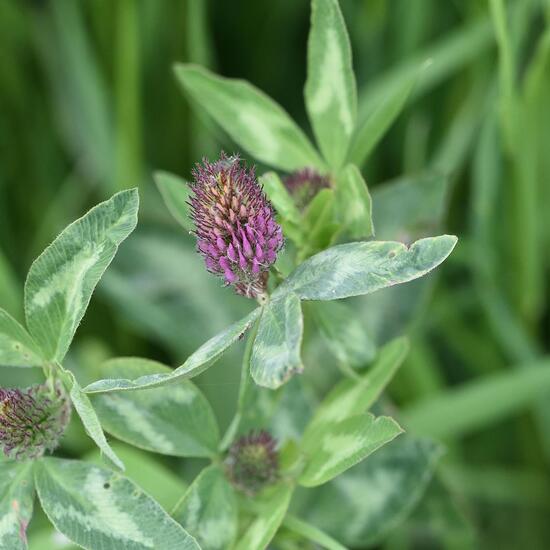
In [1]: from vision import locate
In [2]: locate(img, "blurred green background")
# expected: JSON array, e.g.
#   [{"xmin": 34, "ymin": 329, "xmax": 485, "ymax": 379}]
[{"xmin": 1, "ymin": 0, "xmax": 550, "ymax": 548}]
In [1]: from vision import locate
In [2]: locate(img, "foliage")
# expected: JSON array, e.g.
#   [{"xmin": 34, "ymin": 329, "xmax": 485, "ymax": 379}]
[{"xmin": 1, "ymin": 0, "xmax": 550, "ymax": 549}]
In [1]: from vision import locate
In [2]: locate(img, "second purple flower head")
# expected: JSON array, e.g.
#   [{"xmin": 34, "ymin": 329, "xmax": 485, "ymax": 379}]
[{"xmin": 190, "ymin": 153, "xmax": 283, "ymax": 299}]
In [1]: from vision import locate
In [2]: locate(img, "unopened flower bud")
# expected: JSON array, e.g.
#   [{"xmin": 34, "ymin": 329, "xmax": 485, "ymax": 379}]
[
  {"xmin": 284, "ymin": 167, "xmax": 331, "ymax": 209},
  {"xmin": 190, "ymin": 153, "xmax": 284, "ymax": 299},
  {"xmin": 225, "ymin": 430, "xmax": 278, "ymax": 495},
  {"xmin": 0, "ymin": 381, "xmax": 71, "ymax": 460}
]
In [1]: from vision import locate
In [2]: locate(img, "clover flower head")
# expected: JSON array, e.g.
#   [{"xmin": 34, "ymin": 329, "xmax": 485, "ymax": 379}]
[
  {"xmin": 190, "ymin": 153, "xmax": 284, "ymax": 299},
  {"xmin": 225, "ymin": 430, "xmax": 279, "ymax": 495},
  {"xmin": 0, "ymin": 381, "xmax": 71, "ymax": 460}
]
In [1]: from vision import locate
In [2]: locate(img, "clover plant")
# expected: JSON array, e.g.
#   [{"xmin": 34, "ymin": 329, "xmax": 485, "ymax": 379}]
[{"xmin": 0, "ymin": 1, "xmax": 457, "ymax": 549}]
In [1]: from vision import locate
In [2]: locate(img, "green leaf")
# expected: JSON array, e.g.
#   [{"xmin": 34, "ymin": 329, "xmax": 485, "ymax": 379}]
[
  {"xmin": 172, "ymin": 465, "xmax": 238, "ymax": 550},
  {"xmin": 259, "ymin": 172, "xmax": 301, "ymax": 226},
  {"xmin": 83, "ymin": 307, "xmax": 261, "ymax": 393},
  {"xmin": 299, "ymin": 413, "xmax": 403, "ymax": 487},
  {"xmin": 305, "ymin": 0, "xmax": 356, "ymax": 168},
  {"xmin": 85, "ymin": 444, "xmax": 188, "ymax": 513},
  {"xmin": 174, "ymin": 64, "xmax": 323, "ymax": 172},
  {"xmin": 251, "ymin": 293, "xmax": 304, "ymax": 389},
  {"xmin": 0, "ymin": 461, "xmax": 34, "ymax": 550},
  {"xmin": 301, "ymin": 188, "xmax": 339, "ymax": 258},
  {"xmin": 91, "ymin": 358, "xmax": 219, "ymax": 457},
  {"xmin": 24, "ymin": 189, "xmax": 139, "ymax": 362},
  {"xmin": 27, "ymin": 527, "xmax": 79, "ymax": 550},
  {"xmin": 0, "ymin": 308, "xmax": 43, "ymax": 367},
  {"xmin": 403, "ymin": 358, "xmax": 550, "ymax": 439},
  {"xmin": 234, "ymin": 483, "xmax": 294, "ymax": 550},
  {"xmin": 308, "ymin": 300, "xmax": 376, "ymax": 369},
  {"xmin": 154, "ymin": 171, "xmax": 193, "ymax": 232},
  {"xmin": 406, "ymin": 474, "xmax": 475, "ymax": 548},
  {"xmin": 304, "ymin": 337, "xmax": 409, "ymax": 439},
  {"xmin": 64, "ymin": 370, "xmax": 124, "ymax": 470},
  {"xmin": 34, "ymin": 457, "xmax": 199, "ymax": 550},
  {"xmin": 302, "ymin": 436, "xmax": 442, "ymax": 547},
  {"xmin": 276, "ymin": 235, "xmax": 457, "ymax": 301},
  {"xmin": 349, "ymin": 65, "xmax": 419, "ymax": 167},
  {"xmin": 334, "ymin": 164, "xmax": 373, "ymax": 239},
  {"xmin": 259, "ymin": 172, "xmax": 304, "ymax": 246}
]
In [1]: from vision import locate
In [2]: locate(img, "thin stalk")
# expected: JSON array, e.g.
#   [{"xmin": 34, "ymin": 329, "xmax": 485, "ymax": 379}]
[
  {"xmin": 219, "ymin": 314, "xmax": 262, "ymax": 451},
  {"xmin": 282, "ymin": 515, "xmax": 349, "ymax": 550}
]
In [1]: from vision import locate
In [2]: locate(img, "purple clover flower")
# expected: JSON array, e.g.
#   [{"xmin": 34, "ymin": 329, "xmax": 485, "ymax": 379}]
[
  {"xmin": 0, "ymin": 381, "xmax": 71, "ymax": 460},
  {"xmin": 225, "ymin": 430, "xmax": 279, "ymax": 495},
  {"xmin": 284, "ymin": 167, "xmax": 331, "ymax": 209},
  {"xmin": 190, "ymin": 153, "xmax": 284, "ymax": 299}
]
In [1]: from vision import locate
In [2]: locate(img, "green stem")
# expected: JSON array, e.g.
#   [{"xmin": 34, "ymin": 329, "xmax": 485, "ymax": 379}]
[
  {"xmin": 219, "ymin": 314, "xmax": 262, "ymax": 451},
  {"xmin": 282, "ymin": 515, "xmax": 349, "ymax": 550}
]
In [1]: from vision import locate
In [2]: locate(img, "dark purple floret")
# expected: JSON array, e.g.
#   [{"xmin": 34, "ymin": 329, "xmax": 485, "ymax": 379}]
[
  {"xmin": 190, "ymin": 153, "xmax": 284, "ymax": 299},
  {"xmin": 284, "ymin": 167, "xmax": 331, "ymax": 209},
  {"xmin": 225, "ymin": 430, "xmax": 279, "ymax": 495},
  {"xmin": 0, "ymin": 381, "xmax": 71, "ymax": 460}
]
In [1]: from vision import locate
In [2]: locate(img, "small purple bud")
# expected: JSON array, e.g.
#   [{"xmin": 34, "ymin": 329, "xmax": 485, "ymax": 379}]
[
  {"xmin": 284, "ymin": 167, "xmax": 331, "ymax": 209},
  {"xmin": 225, "ymin": 430, "xmax": 279, "ymax": 495},
  {"xmin": 0, "ymin": 381, "xmax": 71, "ymax": 461},
  {"xmin": 189, "ymin": 153, "xmax": 284, "ymax": 299}
]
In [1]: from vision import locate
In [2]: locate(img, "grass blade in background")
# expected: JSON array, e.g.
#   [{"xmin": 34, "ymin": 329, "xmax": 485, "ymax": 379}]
[
  {"xmin": 31, "ymin": 0, "xmax": 114, "ymax": 187},
  {"xmin": 403, "ymin": 359, "xmax": 550, "ymax": 439},
  {"xmin": 357, "ymin": 15, "xmax": 494, "ymax": 122},
  {"xmin": 114, "ymin": 0, "xmax": 142, "ymax": 192},
  {"xmin": 0, "ymin": 248, "xmax": 22, "ymax": 320},
  {"xmin": 349, "ymin": 63, "xmax": 420, "ymax": 167}
]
